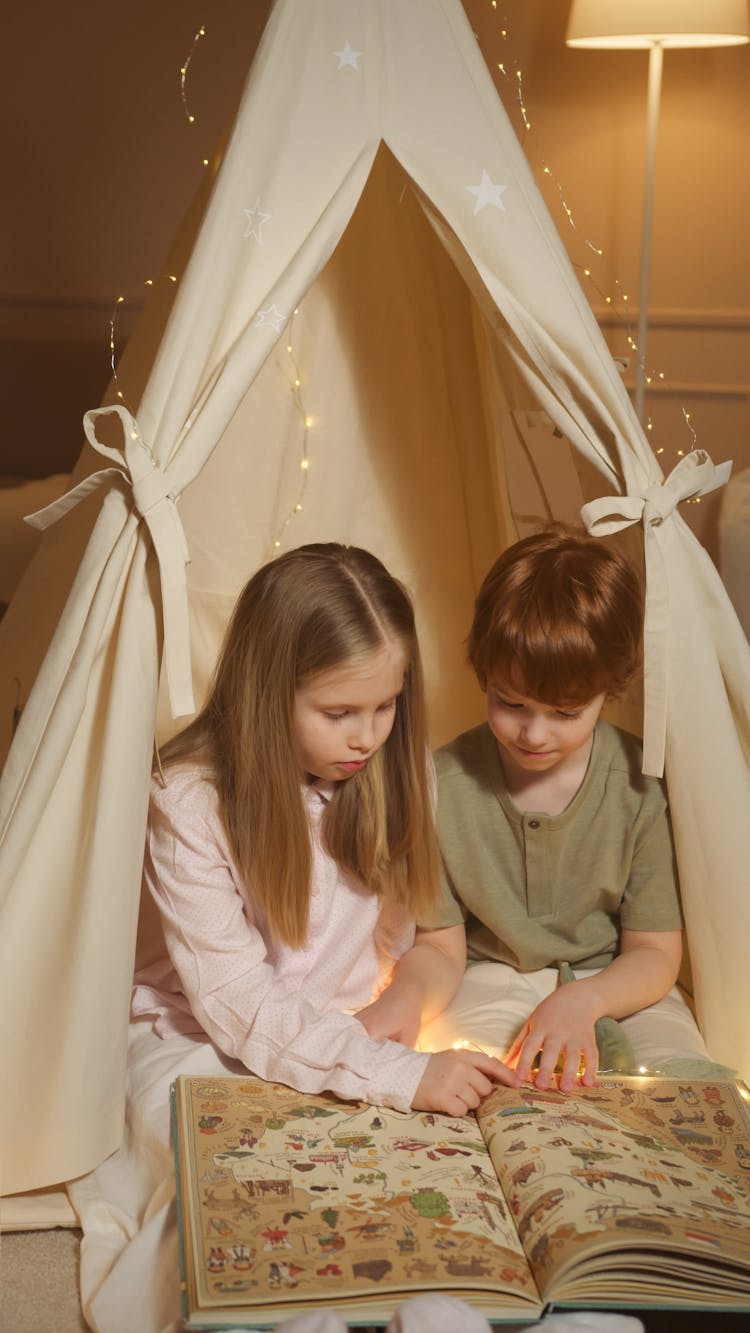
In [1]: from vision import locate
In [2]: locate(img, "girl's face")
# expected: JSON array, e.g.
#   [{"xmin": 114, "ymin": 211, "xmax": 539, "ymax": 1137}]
[
  {"xmin": 294, "ymin": 643, "xmax": 408, "ymax": 783},
  {"xmin": 486, "ymin": 673, "xmax": 606, "ymax": 778}
]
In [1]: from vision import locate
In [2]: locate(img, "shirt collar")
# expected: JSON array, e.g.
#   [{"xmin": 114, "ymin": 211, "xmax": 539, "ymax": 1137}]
[{"xmin": 304, "ymin": 777, "xmax": 336, "ymax": 805}]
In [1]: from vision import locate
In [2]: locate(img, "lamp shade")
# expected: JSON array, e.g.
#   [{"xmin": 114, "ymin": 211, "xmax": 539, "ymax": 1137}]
[{"xmin": 566, "ymin": 0, "xmax": 750, "ymax": 48}]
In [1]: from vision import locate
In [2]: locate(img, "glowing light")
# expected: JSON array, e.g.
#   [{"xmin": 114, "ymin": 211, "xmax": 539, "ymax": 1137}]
[
  {"xmin": 271, "ymin": 308, "xmax": 315, "ymax": 552},
  {"xmin": 180, "ymin": 24, "xmax": 206, "ymax": 127}
]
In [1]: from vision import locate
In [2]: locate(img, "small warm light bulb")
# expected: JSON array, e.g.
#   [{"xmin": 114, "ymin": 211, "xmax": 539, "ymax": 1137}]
[
  {"xmin": 169, "ymin": 275, "xmax": 177, "ymax": 283},
  {"xmin": 305, "ymin": 416, "xmax": 313, "ymax": 428},
  {"xmin": 300, "ymin": 459, "xmax": 310, "ymax": 470},
  {"xmin": 286, "ymin": 344, "xmax": 292, "ymax": 353},
  {"xmin": 294, "ymin": 378, "xmax": 301, "ymax": 388},
  {"xmin": 295, "ymin": 503, "xmax": 302, "ymax": 512},
  {"xmin": 677, "ymin": 449, "xmax": 685, "ymax": 457},
  {"xmin": 638, "ymin": 1066, "xmax": 648, "ymax": 1074}
]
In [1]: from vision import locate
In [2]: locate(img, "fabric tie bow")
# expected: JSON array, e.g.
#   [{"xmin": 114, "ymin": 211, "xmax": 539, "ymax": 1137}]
[
  {"xmin": 24, "ymin": 403, "xmax": 195, "ymax": 717},
  {"xmin": 580, "ymin": 449, "xmax": 731, "ymax": 776}
]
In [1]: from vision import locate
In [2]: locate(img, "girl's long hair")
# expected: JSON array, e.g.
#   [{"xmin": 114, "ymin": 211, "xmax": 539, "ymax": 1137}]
[{"xmin": 159, "ymin": 544, "xmax": 439, "ymax": 948}]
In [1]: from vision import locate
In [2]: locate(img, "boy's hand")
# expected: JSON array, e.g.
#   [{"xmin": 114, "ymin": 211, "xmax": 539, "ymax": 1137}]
[
  {"xmin": 507, "ymin": 985, "xmax": 600, "ymax": 1092},
  {"xmin": 355, "ymin": 981, "xmax": 423, "ymax": 1047},
  {"xmin": 411, "ymin": 1049, "xmax": 518, "ymax": 1116}
]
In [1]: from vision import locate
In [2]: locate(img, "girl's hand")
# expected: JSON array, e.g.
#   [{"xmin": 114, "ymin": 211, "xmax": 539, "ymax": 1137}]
[
  {"xmin": 507, "ymin": 984, "xmax": 600, "ymax": 1092},
  {"xmin": 411, "ymin": 1049, "xmax": 518, "ymax": 1116}
]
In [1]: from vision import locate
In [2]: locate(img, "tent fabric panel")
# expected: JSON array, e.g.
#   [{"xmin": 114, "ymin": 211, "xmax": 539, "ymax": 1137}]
[{"xmin": 0, "ymin": 537, "xmax": 158, "ymax": 1191}]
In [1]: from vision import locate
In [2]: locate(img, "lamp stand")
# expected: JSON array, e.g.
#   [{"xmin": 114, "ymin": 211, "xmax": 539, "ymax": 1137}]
[{"xmin": 635, "ymin": 41, "xmax": 664, "ymax": 424}]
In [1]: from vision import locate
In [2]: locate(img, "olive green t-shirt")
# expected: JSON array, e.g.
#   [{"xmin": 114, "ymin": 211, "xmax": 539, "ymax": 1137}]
[{"xmin": 426, "ymin": 720, "xmax": 683, "ymax": 970}]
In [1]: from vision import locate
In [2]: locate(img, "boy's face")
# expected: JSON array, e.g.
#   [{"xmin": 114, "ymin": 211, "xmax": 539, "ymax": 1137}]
[{"xmin": 485, "ymin": 672, "xmax": 606, "ymax": 777}]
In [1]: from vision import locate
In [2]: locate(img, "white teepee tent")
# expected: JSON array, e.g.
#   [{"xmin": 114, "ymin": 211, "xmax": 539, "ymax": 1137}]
[{"xmin": 1, "ymin": 0, "xmax": 749, "ymax": 1198}]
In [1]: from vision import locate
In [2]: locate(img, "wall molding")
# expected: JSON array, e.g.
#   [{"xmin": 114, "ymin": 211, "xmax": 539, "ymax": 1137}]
[{"xmin": 593, "ymin": 305, "xmax": 750, "ymax": 332}]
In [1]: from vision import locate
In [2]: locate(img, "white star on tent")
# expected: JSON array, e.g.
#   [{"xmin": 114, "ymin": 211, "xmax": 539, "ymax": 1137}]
[
  {"xmin": 465, "ymin": 169, "xmax": 508, "ymax": 216},
  {"xmin": 333, "ymin": 40, "xmax": 362, "ymax": 70},
  {"xmin": 243, "ymin": 197, "xmax": 271, "ymax": 243},
  {"xmin": 255, "ymin": 304, "xmax": 287, "ymax": 333}
]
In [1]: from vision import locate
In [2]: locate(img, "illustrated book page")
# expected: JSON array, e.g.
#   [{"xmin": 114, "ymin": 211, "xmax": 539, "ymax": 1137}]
[{"xmin": 477, "ymin": 1075, "xmax": 750, "ymax": 1311}]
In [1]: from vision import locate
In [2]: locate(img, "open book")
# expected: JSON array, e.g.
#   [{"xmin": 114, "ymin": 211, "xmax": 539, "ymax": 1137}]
[{"xmin": 172, "ymin": 1072, "xmax": 750, "ymax": 1328}]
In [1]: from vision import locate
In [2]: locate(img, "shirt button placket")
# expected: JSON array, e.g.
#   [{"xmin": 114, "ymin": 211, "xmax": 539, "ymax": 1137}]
[{"xmin": 523, "ymin": 815, "xmax": 548, "ymax": 916}]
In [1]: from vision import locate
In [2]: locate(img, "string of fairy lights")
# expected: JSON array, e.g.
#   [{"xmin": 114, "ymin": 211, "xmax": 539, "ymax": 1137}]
[
  {"xmin": 486, "ymin": 0, "xmax": 702, "ymax": 488},
  {"xmin": 107, "ymin": 4, "xmax": 704, "ymax": 545}
]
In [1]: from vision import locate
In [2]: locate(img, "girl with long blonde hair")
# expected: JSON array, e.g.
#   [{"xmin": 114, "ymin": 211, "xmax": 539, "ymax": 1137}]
[{"xmin": 133, "ymin": 543, "xmax": 514, "ymax": 1114}]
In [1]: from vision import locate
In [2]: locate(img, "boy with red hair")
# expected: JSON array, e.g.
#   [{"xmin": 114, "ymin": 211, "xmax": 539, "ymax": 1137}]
[{"xmin": 420, "ymin": 524, "xmax": 710, "ymax": 1089}]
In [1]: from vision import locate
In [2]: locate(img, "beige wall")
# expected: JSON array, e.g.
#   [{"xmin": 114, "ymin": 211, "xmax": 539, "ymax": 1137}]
[{"xmin": 3, "ymin": 1, "xmax": 748, "ymax": 557}]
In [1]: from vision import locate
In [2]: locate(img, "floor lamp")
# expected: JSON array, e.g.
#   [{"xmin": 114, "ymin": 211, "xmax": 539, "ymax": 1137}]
[{"xmin": 565, "ymin": 0, "xmax": 749, "ymax": 425}]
